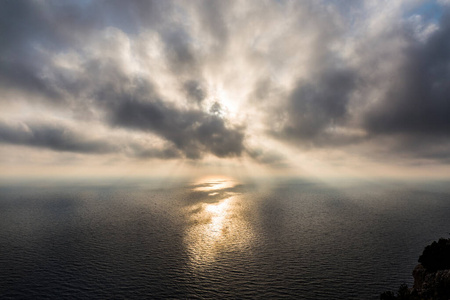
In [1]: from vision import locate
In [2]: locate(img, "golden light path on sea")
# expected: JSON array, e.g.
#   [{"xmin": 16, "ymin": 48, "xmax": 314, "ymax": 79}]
[{"xmin": 184, "ymin": 176, "xmax": 254, "ymax": 270}]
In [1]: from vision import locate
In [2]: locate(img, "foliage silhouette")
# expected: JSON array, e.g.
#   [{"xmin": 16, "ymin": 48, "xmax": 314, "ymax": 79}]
[
  {"xmin": 380, "ymin": 238, "xmax": 450, "ymax": 300},
  {"xmin": 418, "ymin": 238, "xmax": 450, "ymax": 271}
]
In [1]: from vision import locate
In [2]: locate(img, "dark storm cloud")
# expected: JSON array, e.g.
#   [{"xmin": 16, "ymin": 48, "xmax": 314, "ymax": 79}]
[
  {"xmin": 0, "ymin": 0, "xmax": 171, "ymax": 103},
  {"xmin": 0, "ymin": 120, "xmax": 182, "ymax": 159},
  {"xmin": 195, "ymin": 0, "xmax": 229, "ymax": 45},
  {"xmin": 0, "ymin": 121, "xmax": 116, "ymax": 154},
  {"xmin": 162, "ymin": 28, "xmax": 199, "ymax": 74},
  {"xmin": 390, "ymin": 136, "xmax": 450, "ymax": 163},
  {"xmin": 184, "ymin": 80, "xmax": 206, "ymax": 104},
  {"xmin": 348, "ymin": 9, "xmax": 450, "ymax": 163},
  {"xmin": 87, "ymin": 71, "xmax": 245, "ymax": 159},
  {"xmin": 0, "ymin": 0, "xmax": 60, "ymax": 101},
  {"xmin": 132, "ymin": 146, "xmax": 182, "ymax": 160},
  {"xmin": 246, "ymin": 148, "xmax": 287, "ymax": 167},
  {"xmin": 364, "ymin": 13, "xmax": 450, "ymax": 137},
  {"xmin": 267, "ymin": 5, "xmax": 450, "ymax": 162},
  {"xmin": 0, "ymin": 0, "xmax": 246, "ymax": 160},
  {"xmin": 95, "ymin": 0, "xmax": 171, "ymax": 34},
  {"xmin": 1, "ymin": 0, "xmax": 450, "ymax": 165},
  {"xmin": 279, "ymin": 68, "xmax": 356, "ymax": 143},
  {"xmin": 109, "ymin": 97, "xmax": 245, "ymax": 159}
]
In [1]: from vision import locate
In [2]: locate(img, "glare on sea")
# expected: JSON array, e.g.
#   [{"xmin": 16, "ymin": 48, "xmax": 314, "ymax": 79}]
[{"xmin": 184, "ymin": 176, "xmax": 254, "ymax": 270}]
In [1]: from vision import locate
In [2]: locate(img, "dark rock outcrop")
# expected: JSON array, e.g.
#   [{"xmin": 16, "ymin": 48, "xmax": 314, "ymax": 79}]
[
  {"xmin": 412, "ymin": 263, "xmax": 450, "ymax": 300},
  {"xmin": 381, "ymin": 238, "xmax": 450, "ymax": 300}
]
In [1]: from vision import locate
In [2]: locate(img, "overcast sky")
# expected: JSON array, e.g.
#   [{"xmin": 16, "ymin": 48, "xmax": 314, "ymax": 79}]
[{"xmin": 1, "ymin": 0, "xmax": 449, "ymax": 179}]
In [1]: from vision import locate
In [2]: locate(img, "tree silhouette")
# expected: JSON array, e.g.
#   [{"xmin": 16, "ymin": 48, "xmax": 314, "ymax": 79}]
[{"xmin": 418, "ymin": 238, "xmax": 450, "ymax": 271}]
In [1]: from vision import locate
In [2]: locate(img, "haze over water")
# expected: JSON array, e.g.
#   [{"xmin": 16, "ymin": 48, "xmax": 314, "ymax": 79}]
[
  {"xmin": 1, "ymin": 177, "xmax": 450, "ymax": 299},
  {"xmin": 2, "ymin": 1, "xmax": 450, "ymax": 298}
]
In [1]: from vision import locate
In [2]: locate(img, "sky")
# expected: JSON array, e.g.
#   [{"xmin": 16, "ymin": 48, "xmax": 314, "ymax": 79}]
[{"xmin": 1, "ymin": 0, "xmax": 450, "ymax": 179}]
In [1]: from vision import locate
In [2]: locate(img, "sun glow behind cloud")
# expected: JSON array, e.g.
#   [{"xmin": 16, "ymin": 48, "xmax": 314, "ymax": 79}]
[{"xmin": 1, "ymin": 0, "xmax": 450, "ymax": 179}]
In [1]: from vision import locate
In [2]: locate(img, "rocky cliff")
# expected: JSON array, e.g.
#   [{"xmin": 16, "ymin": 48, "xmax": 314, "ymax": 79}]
[
  {"xmin": 381, "ymin": 238, "xmax": 450, "ymax": 300},
  {"xmin": 412, "ymin": 263, "xmax": 450, "ymax": 299}
]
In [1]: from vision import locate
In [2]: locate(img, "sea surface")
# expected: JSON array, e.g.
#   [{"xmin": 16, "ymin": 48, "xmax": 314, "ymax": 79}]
[{"xmin": 1, "ymin": 177, "xmax": 450, "ymax": 299}]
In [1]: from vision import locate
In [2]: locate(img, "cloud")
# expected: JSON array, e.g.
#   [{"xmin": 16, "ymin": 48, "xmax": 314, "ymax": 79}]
[
  {"xmin": 0, "ymin": 120, "xmax": 182, "ymax": 160},
  {"xmin": 363, "ymin": 12, "xmax": 450, "ymax": 137},
  {"xmin": 0, "ymin": 121, "xmax": 117, "ymax": 154},
  {"xmin": 263, "ymin": 2, "xmax": 450, "ymax": 162},
  {"xmin": 0, "ymin": 0, "xmax": 246, "ymax": 160},
  {"xmin": 246, "ymin": 148, "xmax": 286, "ymax": 167},
  {"xmin": 0, "ymin": 0, "xmax": 450, "ymax": 170},
  {"xmin": 109, "ymin": 97, "xmax": 245, "ymax": 159},
  {"xmin": 184, "ymin": 80, "xmax": 207, "ymax": 104},
  {"xmin": 275, "ymin": 68, "xmax": 357, "ymax": 146}
]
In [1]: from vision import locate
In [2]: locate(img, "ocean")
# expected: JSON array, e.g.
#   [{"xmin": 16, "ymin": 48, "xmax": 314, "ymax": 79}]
[{"xmin": 1, "ymin": 177, "xmax": 449, "ymax": 299}]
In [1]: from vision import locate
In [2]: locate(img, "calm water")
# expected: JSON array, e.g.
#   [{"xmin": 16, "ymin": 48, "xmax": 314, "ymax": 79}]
[{"xmin": 1, "ymin": 177, "xmax": 450, "ymax": 299}]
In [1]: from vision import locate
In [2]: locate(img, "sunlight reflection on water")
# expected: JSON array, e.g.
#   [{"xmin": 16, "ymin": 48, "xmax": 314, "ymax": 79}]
[
  {"xmin": 192, "ymin": 176, "xmax": 237, "ymax": 192},
  {"xmin": 184, "ymin": 177, "xmax": 253, "ymax": 270}
]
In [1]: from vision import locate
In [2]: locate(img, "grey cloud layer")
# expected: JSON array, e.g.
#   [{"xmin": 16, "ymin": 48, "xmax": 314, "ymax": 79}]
[
  {"xmin": 0, "ymin": 120, "xmax": 181, "ymax": 159},
  {"xmin": 1, "ymin": 0, "xmax": 449, "ymax": 164},
  {"xmin": 0, "ymin": 121, "xmax": 116, "ymax": 154},
  {"xmin": 364, "ymin": 13, "xmax": 450, "ymax": 137},
  {"xmin": 265, "ymin": 2, "xmax": 450, "ymax": 160},
  {"xmin": 0, "ymin": 0, "xmax": 245, "ymax": 160},
  {"xmin": 108, "ymin": 95, "xmax": 244, "ymax": 159}
]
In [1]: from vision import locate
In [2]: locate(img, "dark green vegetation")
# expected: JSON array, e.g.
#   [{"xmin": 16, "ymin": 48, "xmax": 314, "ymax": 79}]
[
  {"xmin": 381, "ymin": 238, "xmax": 450, "ymax": 300},
  {"xmin": 380, "ymin": 284, "xmax": 411, "ymax": 300},
  {"xmin": 419, "ymin": 238, "xmax": 450, "ymax": 271}
]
